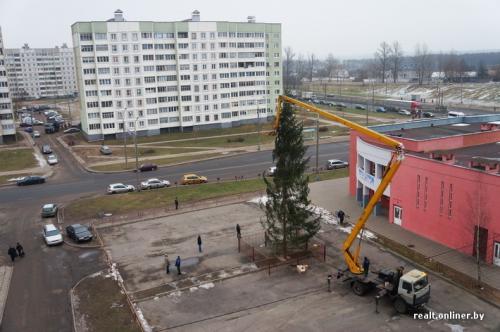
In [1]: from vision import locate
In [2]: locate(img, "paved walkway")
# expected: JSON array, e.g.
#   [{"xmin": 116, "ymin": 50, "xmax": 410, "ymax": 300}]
[
  {"xmin": 309, "ymin": 177, "xmax": 500, "ymax": 291},
  {"xmin": 0, "ymin": 265, "xmax": 13, "ymax": 326}
]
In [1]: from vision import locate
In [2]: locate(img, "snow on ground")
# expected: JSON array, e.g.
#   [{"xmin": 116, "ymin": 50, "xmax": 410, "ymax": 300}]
[
  {"xmin": 34, "ymin": 152, "xmax": 46, "ymax": 168},
  {"xmin": 133, "ymin": 303, "xmax": 153, "ymax": 332},
  {"xmin": 105, "ymin": 263, "xmax": 124, "ymax": 284},
  {"xmin": 199, "ymin": 282, "xmax": 215, "ymax": 290},
  {"xmin": 248, "ymin": 195, "xmax": 377, "ymax": 240},
  {"xmin": 445, "ymin": 323, "xmax": 464, "ymax": 332}
]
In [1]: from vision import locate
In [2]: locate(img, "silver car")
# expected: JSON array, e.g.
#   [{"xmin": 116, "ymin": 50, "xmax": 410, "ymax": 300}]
[
  {"xmin": 140, "ymin": 178, "xmax": 170, "ymax": 190},
  {"xmin": 43, "ymin": 224, "xmax": 63, "ymax": 246},
  {"xmin": 326, "ymin": 159, "xmax": 349, "ymax": 170},
  {"xmin": 107, "ymin": 183, "xmax": 135, "ymax": 194}
]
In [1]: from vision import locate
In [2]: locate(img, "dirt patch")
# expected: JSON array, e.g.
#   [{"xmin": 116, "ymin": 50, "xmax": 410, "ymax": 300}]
[{"xmin": 72, "ymin": 271, "xmax": 141, "ymax": 332}]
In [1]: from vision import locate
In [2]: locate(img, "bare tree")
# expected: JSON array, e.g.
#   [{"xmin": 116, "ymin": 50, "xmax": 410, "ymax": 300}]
[
  {"xmin": 283, "ymin": 46, "xmax": 295, "ymax": 90},
  {"xmin": 390, "ymin": 41, "xmax": 403, "ymax": 83},
  {"xmin": 325, "ymin": 53, "xmax": 338, "ymax": 82},
  {"xmin": 414, "ymin": 43, "xmax": 431, "ymax": 85},
  {"xmin": 443, "ymin": 52, "xmax": 460, "ymax": 82},
  {"xmin": 375, "ymin": 41, "xmax": 391, "ymax": 83},
  {"xmin": 307, "ymin": 53, "xmax": 316, "ymax": 82}
]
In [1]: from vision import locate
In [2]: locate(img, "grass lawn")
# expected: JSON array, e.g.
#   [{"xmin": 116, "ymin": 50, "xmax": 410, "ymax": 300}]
[
  {"xmin": 73, "ymin": 272, "xmax": 141, "ymax": 332},
  {"xmin": 89, "ymin": 152, "xmax": 230, "ymax": 172},
  {"xmin": 156, "ymin": 133, "xmax": 275, "ymax": 148},
  {"xmin": 64, "ymin": 168, "xmax": 349, "ymax": 221},
  {"xmin": 0, "ymin": 149, "xmax": 37, "ymax": 172},
  {"xmin": 73, "ymin": 146, "xmax": 208, "ymax": 161}
]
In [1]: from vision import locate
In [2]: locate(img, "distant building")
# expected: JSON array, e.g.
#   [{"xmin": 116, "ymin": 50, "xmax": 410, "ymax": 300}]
[
  {"xmin": 0, "ymin": 26, "xmax": 15, "ymax": 144},
  {"xmin": 349, "ymin": 115, "xmax": 500, "ymax": 265},
  {"xmin": 5, "ymin": 43, "xmax": 77, "ymax": 99},
  {"xmin": 72, "ymin": 10, "xmax": 282, "ymax": 141}
]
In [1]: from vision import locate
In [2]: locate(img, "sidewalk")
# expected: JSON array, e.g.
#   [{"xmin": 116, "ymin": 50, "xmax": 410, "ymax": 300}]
[
  {"xmin": 0, "ymin": 265, "xmax": 13, "ymax": 326},
  {"xmin": 309, "ymin": 178, "xmax": 500, "ymax": 291}
]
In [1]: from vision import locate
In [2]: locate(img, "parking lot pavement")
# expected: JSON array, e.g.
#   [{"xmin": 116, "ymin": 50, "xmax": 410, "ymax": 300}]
[{"xmin": 99, "ymin": 203, "xmax": 264, "ymax": 293}]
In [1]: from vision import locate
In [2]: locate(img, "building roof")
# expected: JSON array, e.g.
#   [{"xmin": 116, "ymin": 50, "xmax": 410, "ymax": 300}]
[{"xmin": 386, "ymin": 123, "xmax": 485, "ymax": 140}]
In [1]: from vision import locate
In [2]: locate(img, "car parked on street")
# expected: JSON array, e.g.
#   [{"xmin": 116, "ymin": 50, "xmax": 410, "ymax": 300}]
[
  {"xmin": 107, "ymin": 183, "xmax": 135, "ymax": 194},
  {"xmin": 66, "ymin": 224, "xmax": 93, "ymax": 243},
  {"xmin": 326, "ymin": 159, "xmax": 349, "ymax": 170},
  {"xmin": 140, "ymin": 178, "xmax": 170, "ymax": 190},
  {"xmin": 63, "ymin": 127, "xmax": 80, "ymax": 134},
  {"xmin": 423, "ymin": 112, "xmax": 435, "ymax": 118},
  {"xmin": 41, "ymin": 203, "xmax": 58, "ymax": 217},
  {"xmin": 32, "ymin": 130, "xmax": 40, "ymax": 138},
  {"xmin": 42, "ymin": 224, "xmax": 63, "ymax": 246},
  {"xmin": 41, "ymin": 144, "xmax": 52, "ymax": 154},
  {"xmin": 181, "ymin": 174, "xmax": 208, "ymax": 185},
  {"xmin": 47, "ymin": 154, "xmax": 58, "ymax": 165},
  {"xmin": 355, "ymin": 105, "xmax": 366, "ymax": 110},
  {"xmin": 99, "ymin": 145, "xmax": 112, "ymax": 155},
  {"xmin": 24, "ymin": 126, "xmax": 33, "ymax": 133},
  {"xmin": 398, "ymin": 109, "xmax": 411, "ymax": 115},
  {"xmin": 375, "ymin": 107, "xmax": 387, "ymax": 113},
  {"xmin": 16, "ymin": 176, "xmax": 45, "ymax": 186},
  {"xmin": 136, "ymin": 163, "xmax": 158, "ymax": 172}
]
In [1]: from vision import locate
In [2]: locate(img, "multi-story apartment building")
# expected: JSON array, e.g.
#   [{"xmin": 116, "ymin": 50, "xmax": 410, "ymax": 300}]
[
  {"xmin": 72, "ymin": 10, "xmax": 282, "ymax": 141},
  {"xmin": 5, "ymin": 43, "xmax": 77, "ymax": 99},
  {"xmin": 0, "ymin": 26, "xmax": 15, "ymax": 144}
]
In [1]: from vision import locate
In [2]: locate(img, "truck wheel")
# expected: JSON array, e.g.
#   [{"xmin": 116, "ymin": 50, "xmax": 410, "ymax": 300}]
[
  {"xmin": 394, "ymin": 297, "xmax": 408, "ymax": 314},
  {"xmin": 352, "ymin": 280, "xmax": 367, "ymax": 296}
]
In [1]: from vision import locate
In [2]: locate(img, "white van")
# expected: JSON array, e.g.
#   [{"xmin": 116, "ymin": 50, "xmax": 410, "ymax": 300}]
[{"xmin": 448, "ymin": 111, "xmax": 465, "ymax": 118}]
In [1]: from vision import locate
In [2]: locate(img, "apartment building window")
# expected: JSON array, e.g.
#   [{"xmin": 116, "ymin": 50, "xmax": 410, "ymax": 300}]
[
  {"xmin": 122, "ymin": 45, "xmax": 128, "ymax": 52},
  {"xmin": 102, "ymin": 112, "xmax": 114, "ymax": 118},
  {"xmin": 133, "ymin": 44, "xmax": 139, "ymax": 51},
  {"xmin": 83, "ymin": 68, "xmax": 96, "ymax": 75},
  {"xmin": 423, "ymin": 177, "xmax": 428, "ymax": 211},
  {"xmin": 439, "ymin": 181, "xmax": 445, "ymax": 216},
  {"xmin": 89, "ymin": 124, "xmax": 101, "ymax": 130},
  {"xmin": 131, "ymin": 33, "xmax": 138, "ymax": 41},
  {"xmin": 214, "ymin": 114, "xmax": 219, "ymax": 121},
  {"xmin": 96, "ymin": 45, "xmax": 108, "ymax": 51},
  {"xmin": 143, "ymin": 55, "xmax": 154, "ymax": 61},
  {"xmin": 221, "ymin": 112, "xmax": 231, "ymax": 118},
  {"xmin": 100, "ymin": 90, "xmax": 112, "ymax": 96},
  {"xmin": 177, "ymin": 32, "xmax": 188, "ymax": 38},
  {"xmin": 103, "ymin": 123, "xmax": 115, "ymax": 129},
  {"xmin": 88, "ymin": 112, "xmax": 100, "ymax": 119},
  {"xmin": 81, "ymin": 45, "xmax": 93, "ymax": 52},
  {"xmin": 180, "ymin": 75, "xmax": 190, "ymax": 81},
  {"xmin": 204, "ymin": 105, "xmax": 209, "ymax": 111},
  {"xmin": 87, "ymin": 101, "xmax": 99, "ymax": 108},
  {"xmin": 80, "ymin": 33, "xmax": 93, "ymax": 41},
  {"xmin": 85, "ymin": 90, "xmax": 98, "ymax": 97},
  {"xmin": 112, "ymin": 56, "xmax": 119, "ymax": 63},
  {"xmin": 142, "ymin": 44, "xmax": 153, "ymax": 50},
  {"xmin": 179, "ymin": 54, "xmax": 189, "ymax": 60},
  {"xmin": 180, "ymin": 64, "xmax": 190, "ymax": 70},
  {"xmin": 181, "ymin": 85, "xmax": 191, "ymax": 91},
  {"xmin": 141, "ymin": 32, "xmax": 152, "ymax": 39},
  {"xmin": 146, "ymin": 98, "xmax": 157, "ymax": 104},
  {"xmin": 84, "ymin": 79, "xmax": 96, "ymax": 86},
  {"xmin": 114, "ymin": 79, "xmax": 121, "ymax": 86},
  {"xmin": 98, "ymin": 68, "xmax": 110, "ymax": 75},
  {"xmin": 97, "ymin": 56, "xmax": 109, "ymax": 63},
  {"xmin": 82, "ymin": 57, "xmax": 94, "ymax": 63},
  {"xmin": 144, "ymin": 76, "xmax": 156, "ymax": 83},
  {"xmin": 95, "ymin": 33, "xmax": 107, "ymax": 40},
  {"xmin": 147, "ymin": 108, "xmax": 158, "ymax": 115},
  {"xmin": 101, "ymin": 101, "xmax": 113, "ymax": 108},
  {"xmin": 99, "ymin": 79, "xmax": 111, "ymax": 85},
  {"xmin": 178, "ymin": 43, "xmax": 189, "ymax": 49},
  {"xmin": 181, "ymin": 96, "xmax": 192, "ymax": 101}
]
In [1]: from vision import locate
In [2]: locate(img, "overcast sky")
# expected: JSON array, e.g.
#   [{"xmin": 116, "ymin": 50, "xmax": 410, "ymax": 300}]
[{"xmin": 1, "ymin": 0, "xmax": 499, "ymax": 59}]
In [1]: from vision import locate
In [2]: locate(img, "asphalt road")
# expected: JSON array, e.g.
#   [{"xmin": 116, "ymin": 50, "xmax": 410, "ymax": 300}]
[{"xmin": 0, "ymin": 135, "xmax": 348, "ymax": 331}]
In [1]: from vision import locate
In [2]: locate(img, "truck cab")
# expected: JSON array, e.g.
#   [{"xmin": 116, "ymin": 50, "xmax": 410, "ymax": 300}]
[{"xmin": 395, "ymin": 269, "xmax": 430, "ymax": 313}]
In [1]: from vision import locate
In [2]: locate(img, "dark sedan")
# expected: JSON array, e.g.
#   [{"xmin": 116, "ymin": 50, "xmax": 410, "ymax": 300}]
[
  {"xmin": 135, "ymin": 163, "xmax": 158, "ymax": 172},
  {"xmin": 16, "ymin": 176, "xmax": 45, "ymax": 186},
  {"xmin": 66, "ymin": 224, "xmax": 93, "ymax": 242}
]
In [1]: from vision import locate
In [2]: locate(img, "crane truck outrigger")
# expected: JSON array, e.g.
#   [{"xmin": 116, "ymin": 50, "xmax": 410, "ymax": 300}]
[{"xmin": 274, "ymin": 95, "xmax": 431, "ymax": 314}]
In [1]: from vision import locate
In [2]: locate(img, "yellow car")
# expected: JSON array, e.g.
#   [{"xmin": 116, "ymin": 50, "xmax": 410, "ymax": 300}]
[{"xmin": 181, "ymin": 173, "xmax": 208, "ymax": 185}]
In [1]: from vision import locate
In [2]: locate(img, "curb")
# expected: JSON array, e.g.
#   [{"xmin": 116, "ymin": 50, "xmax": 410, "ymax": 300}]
[
  {"xmin": 63, "ymin": 240, "xmax": 102, "ymax": 250},
  {"xmin": 0, "ymin": 265, "xmax": 13, "ymax": 327}
]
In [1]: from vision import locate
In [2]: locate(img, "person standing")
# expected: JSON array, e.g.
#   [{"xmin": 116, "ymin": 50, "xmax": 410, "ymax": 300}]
[
  {"xmin": 16, "ymin": 242, "xmax": 25, "ymax": 257},
  {"xmin": 337, "ymin": 210, "xmax": 345, "ymax": 225},
  {"xmin": 363, "ymin": 257, "xmax": 370, "ymax": 278},
  {"xmin": 174, "ymin": 197, "xmax": 179, "ymax": 210},
  {"xmin": 197, "ymin": 235, "xmax": 202, "ymax": 253},
  {"xmin": 164, "ymin": 254, "xmax": 170, "ymax": 274},
  {"xmin": 236, "ymin": 224, "xmax": 241, "ymax": 238},
  {"xmin": 175, "ymin": 256, "xmax": 181, "ymax": 275},
  {"xmin": 7, "ymin": 246, "xmax": 17, "ymax": 262}
]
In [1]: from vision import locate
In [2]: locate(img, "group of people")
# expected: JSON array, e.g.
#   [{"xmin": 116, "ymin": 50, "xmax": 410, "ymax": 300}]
[
  {"xmin": 164, "ymin": 225, "xmax": 242, "ymax": 276},
  {"xmin": 7, "ymin": 243, "xmax": 25, "ymax": 262}
]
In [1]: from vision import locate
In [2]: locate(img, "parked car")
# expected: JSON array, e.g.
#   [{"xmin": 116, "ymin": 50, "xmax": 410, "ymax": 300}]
[
  {"xmin": 337, "ymin": 103, "xmax": 346, "ymax": 108},
  {"xmin": 375, "ymin": 107, "xmax": 387, "ymax": 113},
  {"xmin": 44, "ymin": 123, "xmax": 56, "ymax": 134},
  {"xmin": 99, "ymin": 145, "xmax": 112, "ymax": 155},
  {"xmin": 66, "ymin": 224, "xmax": 93, "ymax": 243},
  {"xmin": 327, "ymin": 102, "xmax": 335, "ymax": 107},
  {"xmin": 140, "ymin": 178, "xmax": 170, "ymax": 190},
  {"xmin": 42, "ymin": 224, "xmax": 63, "ymax": 246},
  {"xmin": 107, "ymin": 183, "xmax": 135, "ymax": 194},
  {"xmin": 267, "ymin": 166, "xmax": 277, "ymax": 176},
  {"xmin": 47, "ymin": 154, "xmax": 58, "ymax": 165},
  {"xmin": 398, "ymin": 109, "xmax": 411, "ymax": 115},
  {"xmin": 422, "ymin": 112, "xmax": 435, "ymax": 118},
  {"xmin": 19, "ymin": 122, "xmax": 32, "ymax": 128},
  {"xmin": 355, "ymin": 105, "xmax": 366, "ymax": 110},
  {"xmin": 41, "ymin": 203, "xmax": 58, "ymax": 218},
  {"xmin": 181, "ymin": 174, "xmax": 208, "ymax": 185},
  {"xmin": 32, "ymin": 130, "xmax": 40, "ymax": 138},
  {"xmin": 16, "ymin": 175, "xmax": 45, "ymax": 186},
  {"xmin": 41, "ymin": 144, "xmax": 52, "ymax": 154},
  {"xmin": 24, "ymin": 126, "xmax": 33, "ymax": 133},
  {"xmin": 326, "ymin": 159, "xmax": 349, "ymax": 170},
  {"xmin": 136, "ymin": 163, "xmax": 158, "ymax": 172},
  {"xmin": 63, "ymin": 127, "xmax": 80, "ymax": 134},
  {"xmin": 312, "ymin": 99, "xmax": 321, "ymax": 104}
]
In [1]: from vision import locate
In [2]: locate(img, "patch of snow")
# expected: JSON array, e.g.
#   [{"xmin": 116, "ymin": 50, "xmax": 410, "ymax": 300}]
[
  {"xmin": 168, "ymin": 291, "xmax": 182, "ymax": 297},
  {"xmin": 133, "ymin": 303, "xmax": 153, "ymax": 332},
  {"xmin": 105, "ymin": 263, "xmax": 124, "ymax": 284},
  {"xmin": 189, "ymin": 287, "xmax": 198, "ymax": 292},
  {"xmin": 218, "ymin": 271, "xmax": 230, "ymax": 278},
  {"xmin": 7, "ymin": 176, "xmax": 25, "ymax": 182},
  {"xmin": 248, "ymin": 195, "xmax": 268, "ymax": 205},
  {"xmin": 445, "ymin": 323, "xmax": 464, "ymax": 332},
  {"xmin": 199, "ymin": 282, "xmax": 215, "ymax": 290},
  {"xmin": 153, "ymin": 296, "xmax": 159, "ymax": 301},
  {"xmin": 87, "ymin": 271, "xmax": 103, "ymax": 278},
  {"xmin": 34, "ymin": 152, "xmax": 46, "ymax": 168}
]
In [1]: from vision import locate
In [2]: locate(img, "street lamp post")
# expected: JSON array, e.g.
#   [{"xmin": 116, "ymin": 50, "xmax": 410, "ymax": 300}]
[
  {"xmin": 315, "ymin": 112, "xmax": 320, "ymax": 180},
  {"xmin": 133, "ymin": 116, "xmax": 140, "ymax": 190},
  {"xmin": 121, "ymin": 109, "xmax": 128, "ymax": 168},
  {"xmin": 257, "ymin": 107, "xmax": 261, "ymax": 151}
]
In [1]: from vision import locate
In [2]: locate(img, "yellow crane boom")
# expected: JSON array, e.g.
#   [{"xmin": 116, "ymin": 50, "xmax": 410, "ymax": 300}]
[{"xmin": 274, "ymin": 95, "xmax": 404, "ymax": 274}]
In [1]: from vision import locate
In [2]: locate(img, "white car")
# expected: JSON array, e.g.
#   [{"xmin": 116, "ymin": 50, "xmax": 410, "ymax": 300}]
[
  {"xmin": 398, "ymin": 109, "xmax": 411, "ymax": 116},
  {"xmin": 43, "ymin": 224, "xmax": 63, "ymax": 246},
  {"xmin": 326, "ymin": 159, "xmax": 349, "ymax": 170},
  {"xmin": 140, "ymin": 178, "xmax": 170, "ymax": 190},
  {"xmin": 267, "ymin": 166, "xmax": 277, "ymax": 176},
  {"xmin": 107, "ymin": 183, "xmax": 135, "ymax": 194},
  {"xmin": 32, "ymin": 130, "xmax": 40, "ymax": 138},
  {"xmin": 47, "ymin": 154, "xmax": 58, "ymax": 165}
]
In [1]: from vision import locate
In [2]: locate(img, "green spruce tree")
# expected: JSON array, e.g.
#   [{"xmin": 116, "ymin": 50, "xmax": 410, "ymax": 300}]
[{"xmin": 262, "ymin": 101, "xmax": 321, "ymax": 257}]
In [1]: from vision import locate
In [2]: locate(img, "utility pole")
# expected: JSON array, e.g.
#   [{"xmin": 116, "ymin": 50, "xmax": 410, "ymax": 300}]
[
  {"xmin": 122, "ymin": 109, "xmax": 128, "ymax": 168},
  {"xmin": 315, "ymin": 112, "xmax": 320, "ymax": 180},
  {"xmin": 67, "ymin": 98, "xmax": 72, "ymax": 126},
  {"xmin": 134, "ymin": 116, "xmax": 139, "ymax": 190},
  {"xmin": 257, "ymin": 107, "xmax": 261, "ymax": 151}
]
